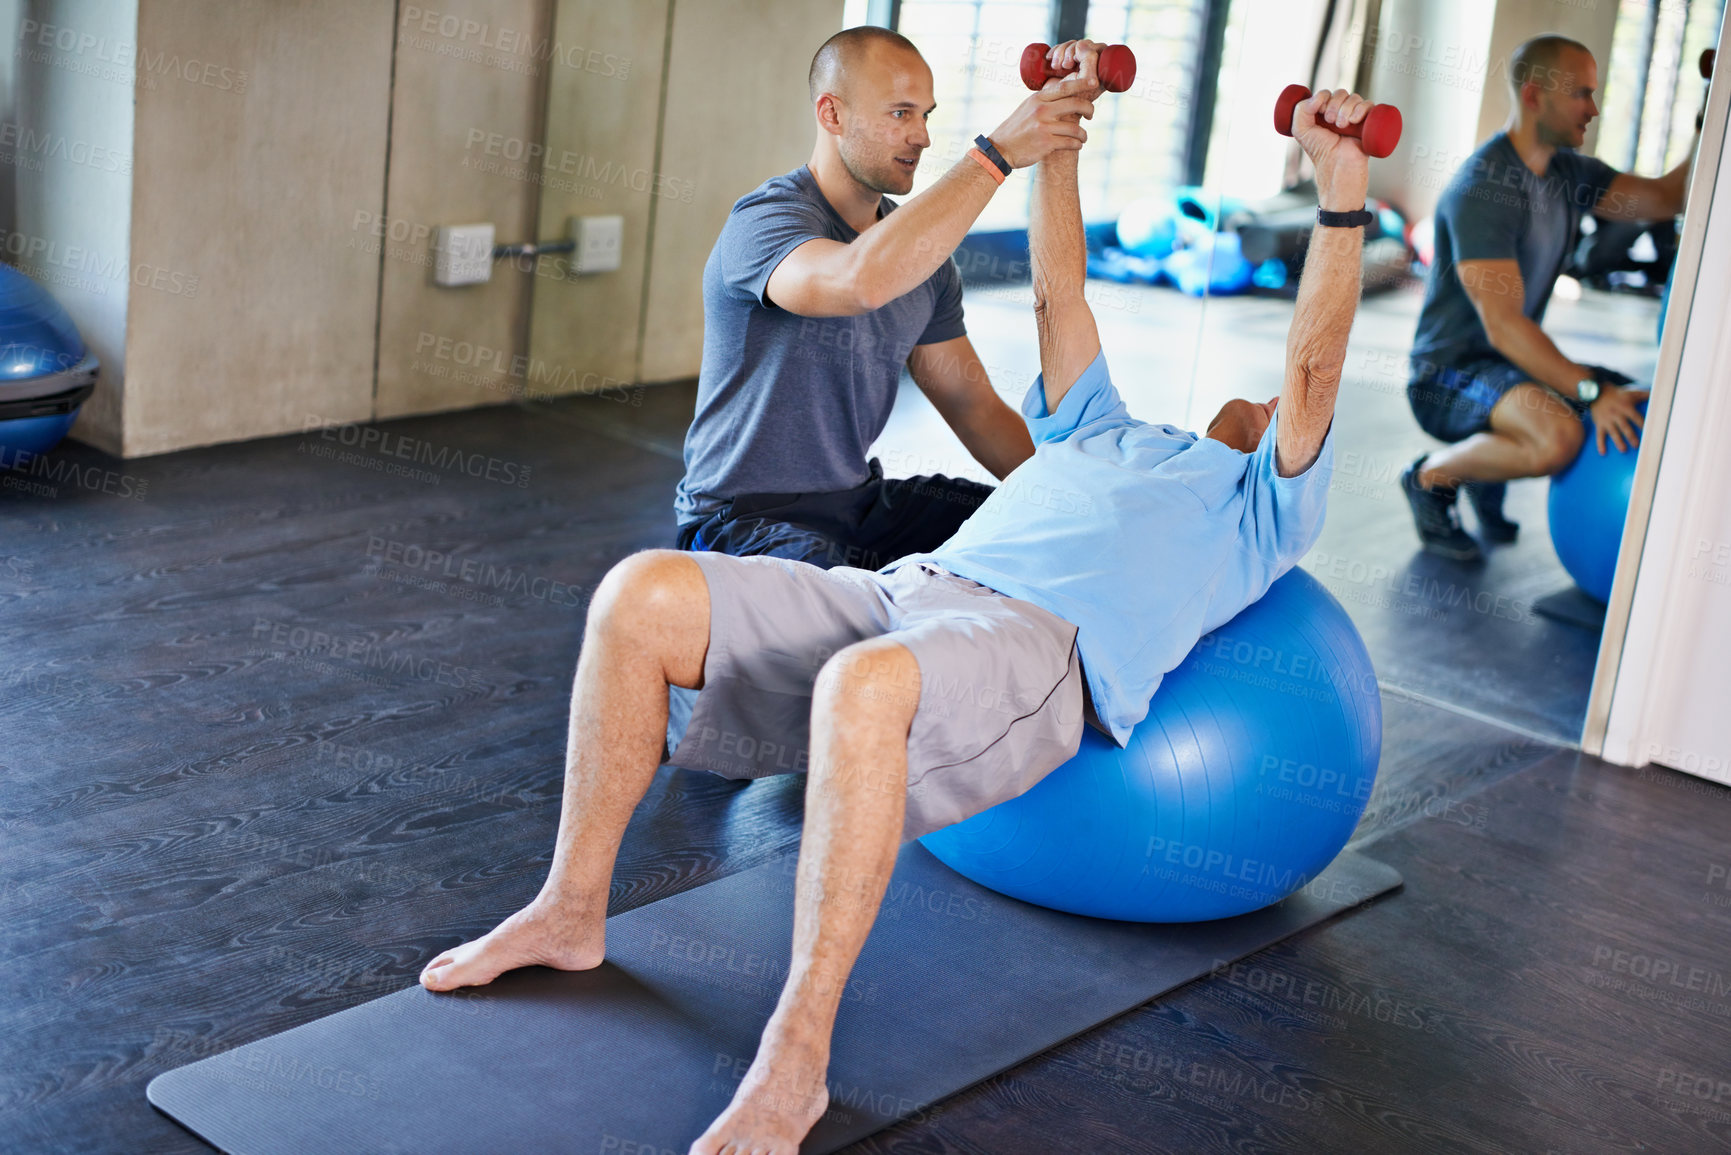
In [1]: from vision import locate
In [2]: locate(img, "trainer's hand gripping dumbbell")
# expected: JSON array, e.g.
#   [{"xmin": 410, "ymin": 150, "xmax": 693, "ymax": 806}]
[{"xmin": 1273, "ymin": 84, "xmax": 1403, "ymax": 158}]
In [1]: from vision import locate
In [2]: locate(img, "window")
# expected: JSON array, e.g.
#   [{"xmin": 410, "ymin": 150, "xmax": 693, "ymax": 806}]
[
  {"xmin": 1079, "ymin": 0, "xmax": 1214, "ymax": 218},
  {"xmin": 895, "ymin": 0, "xmax": 1053, "ymax": 229},
  {"xmin": 1598, "ymin": 0, "xmax": 1724, "ymax": 177},
  {"xmin": 852, "ymin": 0, "xmax": 1217, "ymax": 225}
]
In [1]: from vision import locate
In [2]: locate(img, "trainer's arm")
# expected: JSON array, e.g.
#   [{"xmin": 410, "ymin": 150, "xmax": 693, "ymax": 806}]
[
  {"xmin": 1277, "ymin": 90, "xmax": 1370, "ymax": 478},
  {"xmin": 1598, "ymin": 140, "xmax": 1697, "ymax": 222},
  {"xmin": 766, "ymin": 160, "xmax": 999, "ymax": 316},
  {"xmin": 1029, "ymin": 145, "xmax": 1100, "ymax": 414},
  {"xmin": 1455, "ymin": 259, "xmax": 1594, "ymax": 399},
  {"xmin": 767, "ymin": 90, "xmax": 1095, "ymax": 317},
  {"xmin": 906, "ymin": 336, "xmax": 1034, "ymax": 478}
]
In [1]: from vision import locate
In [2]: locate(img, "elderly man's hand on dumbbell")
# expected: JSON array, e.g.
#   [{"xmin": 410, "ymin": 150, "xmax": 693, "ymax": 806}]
[
  {"xmin": 1033, "ymin": 39, "xmax": 1111, "ymax": 102},
  {"xmin": 982, "ymin": 39, "xmax": 1139, "ymax": 168},
  {"xmin": 1290, "ymin": 88, "xmax": 1375, "ymax": 211},
  {"xmin": 1021, "ymin": 39, "xmax": 1136, "ymax": 94}
]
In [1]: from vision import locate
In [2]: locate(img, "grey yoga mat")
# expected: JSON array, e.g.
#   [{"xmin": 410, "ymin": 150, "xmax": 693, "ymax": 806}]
[{"xmin": 149, "ymin": 840, "xmax": 1401, "ymax": 1155}]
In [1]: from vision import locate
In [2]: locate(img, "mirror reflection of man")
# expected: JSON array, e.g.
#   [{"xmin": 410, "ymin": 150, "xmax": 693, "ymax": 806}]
[{"xmin": 1400, "ymin": 34, "xmax": 1696, "ymax": 561}]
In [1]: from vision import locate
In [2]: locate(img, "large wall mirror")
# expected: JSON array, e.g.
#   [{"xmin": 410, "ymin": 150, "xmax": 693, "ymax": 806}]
[{"xmin": 841, "ymin": 0, "xmax": 1720, "ymax": 758}]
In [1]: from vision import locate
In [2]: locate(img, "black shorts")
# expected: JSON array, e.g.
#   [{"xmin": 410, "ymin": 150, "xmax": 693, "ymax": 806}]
[
  {"xmin": 1407, "ymin": 355, "xmax": 1628, "ymax": 443},
  {"xmin": 675, "ymin": 460, "xmax": 993, "ymax": 570}
]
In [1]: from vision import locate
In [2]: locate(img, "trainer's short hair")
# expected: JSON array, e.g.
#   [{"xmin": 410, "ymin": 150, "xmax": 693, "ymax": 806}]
[
  {"xmin": 1508, "ymin": 34, "xmax": 1593, "ymax": 95},
  {"xmin": 809, "ymin": 26, "xmax": 921, "ymax": 103}
]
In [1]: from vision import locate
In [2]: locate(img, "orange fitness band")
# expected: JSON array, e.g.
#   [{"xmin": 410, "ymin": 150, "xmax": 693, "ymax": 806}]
[{"xmin": 967, "ymin": 147, "xmax": 1007, "ymax": 185}]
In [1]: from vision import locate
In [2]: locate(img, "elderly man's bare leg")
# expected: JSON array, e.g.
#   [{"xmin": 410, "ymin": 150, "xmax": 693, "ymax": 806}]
[
  {"xmin": 419, "ymin": 549, "xmax": 709, "ymax": 991},
  {"xmin": 691, "ymin": 637, "xmax": 919, "ymax": 1155}
]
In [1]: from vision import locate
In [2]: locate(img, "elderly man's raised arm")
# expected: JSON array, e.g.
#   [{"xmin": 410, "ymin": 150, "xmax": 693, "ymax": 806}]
[
  {"xmin": 1028, "ymin": 48, "xmax": 1107, "ymax": 414},
  {"xmin": 1276, "ymin": 89, "xmax": 1371, "ymax": 478},
  {"xmin": 1030, "ymin": 147, "xmax": 1101, "ymax": 414}
]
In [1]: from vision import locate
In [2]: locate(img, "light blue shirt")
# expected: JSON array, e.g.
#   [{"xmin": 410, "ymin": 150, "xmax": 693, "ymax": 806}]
[{"xmin": 883, "ymin": 348, "xmax": 1335, "ymax": 746}]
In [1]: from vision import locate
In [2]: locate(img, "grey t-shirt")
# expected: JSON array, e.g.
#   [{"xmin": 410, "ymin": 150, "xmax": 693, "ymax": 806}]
[
  {"xmin": 674, "ymin": 164, "xmax": 967, "ymax": 526},
  {"xmin": 1410, "ymin": 133, "xmax": 1617, "ymax": 372}
]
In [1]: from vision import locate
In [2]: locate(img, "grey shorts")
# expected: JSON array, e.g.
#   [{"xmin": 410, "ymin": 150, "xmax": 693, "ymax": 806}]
[{"xmin": 667, "ymin": 552, "xmax": 1086, "ymax": 844}]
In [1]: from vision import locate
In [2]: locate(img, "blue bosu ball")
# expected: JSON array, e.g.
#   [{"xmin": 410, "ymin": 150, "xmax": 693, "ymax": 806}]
[
  {"xmin": 0, "ymin": 410, "xmax": 79, "ymax": 458},
  {"xmin": 920, "ymin": 568, "xmax": 1382, "ymax": 922},
  {"xmin": 0, "ymin": 262, "xmax": 98, "ymax": 467}
]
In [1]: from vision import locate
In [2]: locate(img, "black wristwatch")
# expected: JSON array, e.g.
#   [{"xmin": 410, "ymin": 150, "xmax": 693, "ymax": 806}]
[
  {"xmin": 1317, "ymin": 206, "xmax": 1374, "ymax": 228},
  {"xmin": 974, "ymin": 134, "xmax": 1012, "ymax": 177}
]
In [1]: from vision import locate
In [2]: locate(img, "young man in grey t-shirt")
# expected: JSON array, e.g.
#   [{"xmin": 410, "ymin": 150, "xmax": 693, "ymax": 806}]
[
  {"xmin": 674, "ymin": 25, "xmax": 1095, "ymax": 571},
  {"xmin": 1400, "ymin": 34, "xmax": 1697, "ymax": 561},
  {"xmin": 665, "ymin": 26, "xmax": 1099, "ymax": 755}
]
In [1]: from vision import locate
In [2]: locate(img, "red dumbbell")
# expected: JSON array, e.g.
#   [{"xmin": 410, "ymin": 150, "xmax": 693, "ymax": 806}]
[
  {"xmin": 1274, "ymin": 84, "xmax": 1402, "ymax": 158},
  {"xmin": 1702, "ymin": 49, "xmax": 1715, "ymax": 79},
  {"xmin": 1019, "ymin": 42, "xmax": 1137, "ymax": 92}
]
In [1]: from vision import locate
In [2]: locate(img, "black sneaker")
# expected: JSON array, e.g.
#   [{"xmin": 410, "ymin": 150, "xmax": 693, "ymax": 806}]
[
  {"xmin": 1400, "ymin": 456, "xmax": 1482, "ymax": 561},
  {"xmin": 1463, "ymin": 481, "xmax": 1519, "ymax": 543}
]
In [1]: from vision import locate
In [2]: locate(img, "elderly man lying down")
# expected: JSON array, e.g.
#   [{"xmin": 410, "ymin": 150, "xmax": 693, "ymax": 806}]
[{"xmin": 418, "ymin": 43, "xmax": 1368, "ymax": 1155}]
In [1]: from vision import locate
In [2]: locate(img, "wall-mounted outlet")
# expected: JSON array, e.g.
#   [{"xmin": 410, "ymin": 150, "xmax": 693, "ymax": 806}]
[
  {"xmin": 433, "ymin": 223, "xmax": 495, "ymax": 287},
  {"xmin": 571, "ymin": 215, "xmax": 623, "ymax": 274}
]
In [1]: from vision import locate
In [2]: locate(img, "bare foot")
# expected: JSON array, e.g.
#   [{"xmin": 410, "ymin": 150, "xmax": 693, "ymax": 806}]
[
  {"xmin": 690, "ymin": 1028, "xmax": 831, "ymax": 1155},
  {"xmin": 419, "ymin": 899, "xmax": 605, "ymax": 991}
]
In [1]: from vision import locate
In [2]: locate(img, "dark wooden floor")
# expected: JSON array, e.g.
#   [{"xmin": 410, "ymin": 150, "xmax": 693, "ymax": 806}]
[{"xmin": 3, "ymin": 374, "xmax": 1726, "ymax": 1154}]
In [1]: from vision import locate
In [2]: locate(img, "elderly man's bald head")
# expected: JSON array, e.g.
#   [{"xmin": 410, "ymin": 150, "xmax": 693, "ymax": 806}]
[{"xmin": 808, "ymin": 25, "xmax": 923, "ymax": 103}]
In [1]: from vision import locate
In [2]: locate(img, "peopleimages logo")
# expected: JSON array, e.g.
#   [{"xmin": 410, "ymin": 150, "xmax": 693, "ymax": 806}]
[
  {"xmin": 19, "ymin": 19, "xmax": 249, "ymax": 93},
  {"xmin": 399, "ymin": 6, "xmax": 632, "ymax": 79},
  {"xmin": 364, "ymin": 535, "xmax": 586, "ymax": 609},
  {"xmin": 462, "ymin": 130, "xmax": 695, "ymax": 203},
  {"xmin": 299, "ymin": 415, "xmax": 532, "ymax": 489},
  {"xmin": 0, "ymin": 228, "xmax": 198, "ymax": 297},
  {"xmin": 0, "ymin": 122, "xmax": 130, "ymax": 173},
  {"xmin": 0, "ymin": 444, "xmax": 149, "ymax": 501},
  {"xmin": 413, "ymin": 330, "xmax": 641, "ymax": 403},
  {"xmin": 250, "ymin": 616, "xmax": 479, "ymax": 690}
]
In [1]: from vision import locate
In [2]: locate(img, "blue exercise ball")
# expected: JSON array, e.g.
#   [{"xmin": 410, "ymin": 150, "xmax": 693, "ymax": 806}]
[
  {"xmin": 1166, "ymin": 232, "xmax": 1254, "ymax": 297},
  {"xmin": 1171, "ymin": 186, "xmax": 1249, "ymax": 231},
  {"xmin": 0, "ymin": 261, "xmax": 98, "ymax": 468},
  {"xmin": 1547, "ymin": 402, "xmax": 1646, "ymax": 603},
  {"xmin": 1252, "ymin": 258, "xmax": 1289, "ymax": 290},
  {"xmin": 1115, "ymin": 197, "xmax": 1179, "ymax": 259},
  {"xmin": 921, "ymin": 568, "xmax": 1381, "ymax": 922}
]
